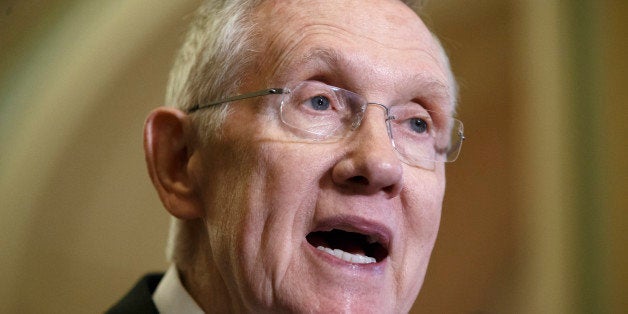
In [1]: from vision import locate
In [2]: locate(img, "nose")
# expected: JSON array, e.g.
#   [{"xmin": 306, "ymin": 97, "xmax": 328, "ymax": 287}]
[{"xmin": 331, "ymin": 104, "xmax": 403, "ymax": 197}]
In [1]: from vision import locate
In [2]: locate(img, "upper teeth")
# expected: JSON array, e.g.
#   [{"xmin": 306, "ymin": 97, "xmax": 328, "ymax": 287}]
[{"xmin": 317, "ymin": 246, "xmax": 376, "ymax": 264}]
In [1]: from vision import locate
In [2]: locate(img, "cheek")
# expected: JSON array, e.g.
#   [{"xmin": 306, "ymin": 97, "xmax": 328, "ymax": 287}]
[
  {"xmin": 407, "ymin": 187, "xmax": 443, "ymax": 237},
  {"xmin": 401, "ymin": 167, "xmax": 445, "ymax": 258},
  {"xmin": 235, "ymin": 143, "xmax": 335, "ymax": 302},
  {"xmin": 392, "ymin": 169, "xmax": 444, "ymax": 304},
  {"xmin": 193, "ymin": 137, "xmax": 272, "ymax": 291},
  {"xmin": 403, "ymin": 165, "xmax": 446, "ymax": 217},
  {"xmin": 245, "ymin": 142, "xmax": 333, "ymax": 250}
]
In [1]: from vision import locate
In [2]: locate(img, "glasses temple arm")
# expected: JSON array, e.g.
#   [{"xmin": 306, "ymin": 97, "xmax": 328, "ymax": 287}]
[{"xmin": 187, "ymin": 88, "xmax": 286, "ymax": 113}]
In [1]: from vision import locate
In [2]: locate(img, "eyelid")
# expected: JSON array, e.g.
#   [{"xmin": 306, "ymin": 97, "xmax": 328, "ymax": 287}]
[
  {"xmin": 390, "ymin": 106, "xmax": 447, "ymax": 133},
  {"xmin": 389, "ymin": 104, "xmax": 431, "ymax": 119},
  {"xmin": 293, "ymin": 85, "xmax": 344, "ymax": 112}
]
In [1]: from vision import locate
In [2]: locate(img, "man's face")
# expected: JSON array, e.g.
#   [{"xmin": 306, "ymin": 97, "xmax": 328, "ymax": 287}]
[{"xmin": 190, "ymin": 0, "xmax": 453, "ymax": 312}]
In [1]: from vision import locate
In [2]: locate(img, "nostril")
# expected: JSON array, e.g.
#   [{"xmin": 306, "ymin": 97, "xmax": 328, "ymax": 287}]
[
  {"xmin": 331, "ymin": 151, "xmax": 402, "ymax": 197},
  {"xmin": 382, "ymin": 184, "xmax": 397, "ymax": 195},
  {"xmin": 348, "ymin": 176, "xmax": 369, "ymax": 186}
]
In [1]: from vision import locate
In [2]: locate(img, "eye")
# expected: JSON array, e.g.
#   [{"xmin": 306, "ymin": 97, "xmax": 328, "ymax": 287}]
[
  {"xmin": 409, "ymin": 117, "xmax": 429, "ymax": 133},
  {"xmin": 309, "ymin": 95, "xmax": 331, "ymax": 111}
]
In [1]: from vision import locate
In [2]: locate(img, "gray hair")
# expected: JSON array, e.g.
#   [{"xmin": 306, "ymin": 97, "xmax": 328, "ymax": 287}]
[
  {"xmin": 164, "ymin": 0, "xmax": 451, "ymax": 266},
  {"xmin": 165, "ymin": 0, "xmax": 263, "ymax": 138}
]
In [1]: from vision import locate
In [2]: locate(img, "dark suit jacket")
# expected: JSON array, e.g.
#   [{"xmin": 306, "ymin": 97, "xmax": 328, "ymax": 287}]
[{"xmin": 106, "ymin": 273, "xmax": 164, "ymax": 314}]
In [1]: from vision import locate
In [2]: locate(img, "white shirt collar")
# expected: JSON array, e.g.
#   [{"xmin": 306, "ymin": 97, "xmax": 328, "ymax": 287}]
[{"xmin": 152, "ymin": 265, "xmax": 204, "ymax": 314}]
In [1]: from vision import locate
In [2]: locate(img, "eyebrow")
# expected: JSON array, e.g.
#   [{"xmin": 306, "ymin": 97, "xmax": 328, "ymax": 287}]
[
  {"xmin": 299, "ymin": 48, "xmax": 344, "ymax": 67},
  {"xmin": 274, "ymin": 47, "xmax": 344, "ymax": 81},
  {"xmin": 287, "ymin": 47, "xmax": 454, "ymax": 108},
  {"xmin": 409, "ymin": 73, "xmax": 453, "ymax": 106}
]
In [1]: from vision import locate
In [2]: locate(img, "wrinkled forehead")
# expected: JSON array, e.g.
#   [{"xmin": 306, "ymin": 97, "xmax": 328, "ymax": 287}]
[
  {"xmin": 259, "ymin": 0, "xmax": 431, "ymax": 43},
  {"xmin": 249, "ymin": 0, "xmax": 455, "ymax": 108}
]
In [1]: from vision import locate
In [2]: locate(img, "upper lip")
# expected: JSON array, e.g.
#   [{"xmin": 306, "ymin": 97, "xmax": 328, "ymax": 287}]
[{"xmin": 308, "ymin": 214, "xmax": 392, "ymax": 253}]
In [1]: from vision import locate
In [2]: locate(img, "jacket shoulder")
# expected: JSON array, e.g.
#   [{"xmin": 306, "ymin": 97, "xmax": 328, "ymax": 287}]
[{"xmin": 106, "ymin": 273, "xmax": 164, "ymax": 314}]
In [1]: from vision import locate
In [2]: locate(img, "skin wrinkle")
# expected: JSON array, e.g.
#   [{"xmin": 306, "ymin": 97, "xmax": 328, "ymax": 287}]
[
  {"xmin": 260, "ymin": 37, "xmax": 454, "ymax": 118},
  {"xmin": 262, "ymin": 184, "xmax": 292, "ymax": 307},
  {"xmin": 192, "ymin": 123, "xmax": 258, "ymax": 312},
  {"xmin": 290, "ymin": 48, "xmax": 449, "ymax": 94},
  {"xmin": 255, "ymin": 2, "xmax": 453, "ymax": 99},
  {"xmin": 259, "ymin": 4, "xmax": 424, "ymax": 84},
  {"xmin": 268, "ymin": 34, "xmax": 443, "ymax": 89},
  {"xmin": 269, "ymin": 195, "xmax": 309, "ymax": 309},
  {"xmin": 395, "ymin": 162, "xmax": 443, "ymax": 301},
  {"xmin": 165, "ymin": 0, "xmax": 453, "ymax": 312},
  {"xmin": 242, "ymin": 136, "xmax": 322, "ymax": 310}
]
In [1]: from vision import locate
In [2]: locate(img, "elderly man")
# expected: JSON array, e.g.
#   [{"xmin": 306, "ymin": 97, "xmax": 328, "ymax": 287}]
[{"xmin": 108, "ymin": 0, "xmax": 463, "ymax": 312}]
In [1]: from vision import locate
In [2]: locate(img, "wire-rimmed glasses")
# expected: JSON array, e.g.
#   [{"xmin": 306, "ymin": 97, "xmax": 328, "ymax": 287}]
[{"xmin": 188, "ymin": 81, "xmax": 464, "ymax": 169}]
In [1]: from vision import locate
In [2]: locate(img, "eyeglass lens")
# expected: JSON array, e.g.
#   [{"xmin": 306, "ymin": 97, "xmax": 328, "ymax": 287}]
[{"xmin": 279, "ymin": 81, "xmax": 463, "ymax": 167}]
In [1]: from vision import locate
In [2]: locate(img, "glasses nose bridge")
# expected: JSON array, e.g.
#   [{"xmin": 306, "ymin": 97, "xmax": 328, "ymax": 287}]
[{"xmin": 360, "ymin": 102, "xmax": 395, "ymax": 144}]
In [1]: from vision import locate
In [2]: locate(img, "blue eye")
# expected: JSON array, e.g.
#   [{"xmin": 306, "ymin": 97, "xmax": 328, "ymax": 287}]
[
  {"xmin": 410, "ymin": 118, "xmax": 428, "ymax": 133},
  {"xmin": 309, "ymin": 96, "xmax": 331, "ymax": 110}
]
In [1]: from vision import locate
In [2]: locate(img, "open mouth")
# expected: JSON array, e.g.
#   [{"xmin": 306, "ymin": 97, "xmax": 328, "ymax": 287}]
[{"xmin": 306, "ymin": 229, "xmax": 389, "ymax": 264}]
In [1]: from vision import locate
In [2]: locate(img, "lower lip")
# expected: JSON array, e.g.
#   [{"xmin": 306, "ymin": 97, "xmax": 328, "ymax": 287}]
[{"xmin": 303, "ymin": 240, "xmax": 387, "ymax": 274}]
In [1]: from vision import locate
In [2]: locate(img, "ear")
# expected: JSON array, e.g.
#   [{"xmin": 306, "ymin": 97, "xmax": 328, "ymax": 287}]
[{"xmin": 144, "ymin": 107, "xmax": 203, "ymax": 219}]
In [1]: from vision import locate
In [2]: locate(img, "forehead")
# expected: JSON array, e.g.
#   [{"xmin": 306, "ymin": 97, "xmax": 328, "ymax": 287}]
[{"xmin": 251, "ymin": 0, "xmax": 453, "ymax": 108}]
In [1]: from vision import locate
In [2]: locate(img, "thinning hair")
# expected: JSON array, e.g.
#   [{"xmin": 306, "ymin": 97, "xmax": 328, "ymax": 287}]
[
  {"xmin": 164, "ymin": 0, "xmax": 453, "ymax": 266},
  {"xmin": 165, "ymin": 0, "xmax": 264, "ymax": 136}
]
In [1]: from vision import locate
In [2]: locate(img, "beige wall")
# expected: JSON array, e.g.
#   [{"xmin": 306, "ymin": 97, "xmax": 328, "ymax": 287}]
[
  {"xmin": 1, "ymin": 1, "xmax": 625, "ymax": 313},
  {"xmin": 599, "ymin": 1, "xmax": 628, "ymax": 312},
  {"xmin": 0, "ymin": 1, "xmax": 197, "ymax": 312}
]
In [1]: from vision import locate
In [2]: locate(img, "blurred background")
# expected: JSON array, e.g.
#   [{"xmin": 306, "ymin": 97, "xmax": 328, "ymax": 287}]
[{"xmin": 0, "ymin": 0, "xmax": 625, "ymax": 313}]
